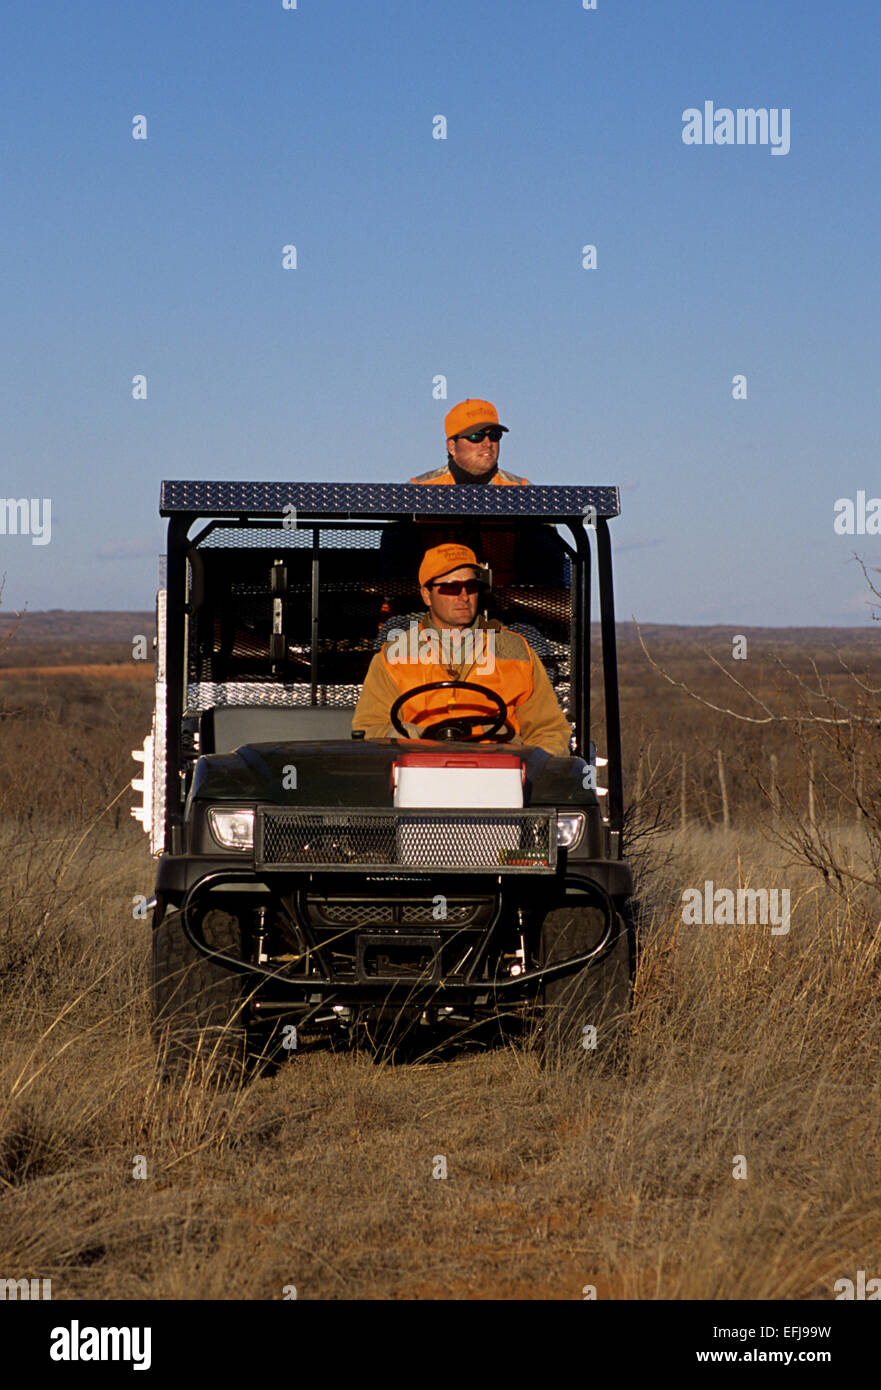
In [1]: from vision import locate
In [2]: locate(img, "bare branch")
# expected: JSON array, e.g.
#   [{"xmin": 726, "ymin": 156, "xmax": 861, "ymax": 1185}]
[
  {"xmin": 0, "ymin": 574, "xmax": 27, "ymax": 655},
  {"xmin": 854, "ymin": 552, "xmax": 881, "ymax": 609},
  {"xmin": 835, "ymin": 648, "xmax": 881, "ymax": 697},
  {"xmin": 634, "ymin": 620, "xmax": 878, "ymax": 727}
]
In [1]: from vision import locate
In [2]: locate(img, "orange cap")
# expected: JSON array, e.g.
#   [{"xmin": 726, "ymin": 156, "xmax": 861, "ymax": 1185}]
[
  {"xmin": 444, "ymin": 398, "xmax": 508, "ymax": 440},
  {"xmin": 418, "ymin": 543, "xmax": 486, "ymax": 588}
]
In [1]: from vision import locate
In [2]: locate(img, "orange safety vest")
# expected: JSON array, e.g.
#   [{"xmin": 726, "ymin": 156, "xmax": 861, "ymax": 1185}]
[
  {"xmin": 352, "ymin": 617, "xmax": 573, "ymax": 754},
  {"xmin": 377, "ymin": 619, "xmax": 534, "ymax": 737},
  {"xmin": 410, "ymin": 465, "xmax": 530, "ymax": 486}
]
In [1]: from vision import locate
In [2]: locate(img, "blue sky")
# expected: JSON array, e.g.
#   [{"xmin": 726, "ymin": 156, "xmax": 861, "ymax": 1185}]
[{"xmin": 1, "ymin": 0, "xmax": 879, "ymax": 625}]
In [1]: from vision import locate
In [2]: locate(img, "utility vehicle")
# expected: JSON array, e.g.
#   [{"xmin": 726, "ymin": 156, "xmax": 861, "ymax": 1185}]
[{"xmin": 132, "ymin": 482, "xmax": 633, "ymax": 1072}]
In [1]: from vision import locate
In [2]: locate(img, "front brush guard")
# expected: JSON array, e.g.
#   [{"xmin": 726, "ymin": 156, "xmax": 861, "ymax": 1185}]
[{"xmin": 174, "ymin": 870, "xmax": 621, "ymax": 999}]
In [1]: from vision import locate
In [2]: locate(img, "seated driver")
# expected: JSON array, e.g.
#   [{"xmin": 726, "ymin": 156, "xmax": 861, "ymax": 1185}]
[{"xmin": 352, "ymin": 544, "xmax": 572, "ymax": 756}]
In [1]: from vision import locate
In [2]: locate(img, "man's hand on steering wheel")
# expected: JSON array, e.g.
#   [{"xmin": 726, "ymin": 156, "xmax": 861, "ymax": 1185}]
[{"xmin": 389, "ymin": 680, "xmax": 514, "ymax": 742}]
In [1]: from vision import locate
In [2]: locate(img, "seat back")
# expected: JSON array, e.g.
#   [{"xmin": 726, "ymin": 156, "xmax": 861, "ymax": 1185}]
[{"xmin": 201, "ymin": 705, "xmax": 355, "ymax": 753}]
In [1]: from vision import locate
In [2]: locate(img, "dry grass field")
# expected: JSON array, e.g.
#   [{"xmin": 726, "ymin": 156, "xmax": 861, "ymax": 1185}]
[{"xmin": 1, "ymin": 627, "xmax": 880, "ymax": 1301}]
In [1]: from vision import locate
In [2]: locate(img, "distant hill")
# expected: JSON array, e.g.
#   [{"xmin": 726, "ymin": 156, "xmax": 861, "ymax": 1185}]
[
  {"xmin": 0, "ymin": 611, "xmax": 155, "ymax": 667},
  {"xmin": 614, "ymin": 621, "xmax": 879, "ymax": 649},
  {"xmin": 1, "ymin": 611, "xmax": 155, "ymax": 642},
  {"xmin": 0, "ymin": 610, "xmax": 876, "ymax": 669}
]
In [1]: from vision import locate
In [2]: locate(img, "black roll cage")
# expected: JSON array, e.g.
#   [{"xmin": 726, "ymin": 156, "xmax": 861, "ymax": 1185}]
[{"xmin": 158, "ymin": 481, "xmax": 624, "ymax": 855}]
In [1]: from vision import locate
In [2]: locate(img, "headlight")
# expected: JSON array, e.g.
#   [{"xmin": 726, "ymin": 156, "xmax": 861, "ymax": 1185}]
[
  {"xmin": 207, "ymin": 808, "xmax": 254, "ymax": 850},
  {"xmin": 556, "ymin": 812, "xmax": 585, "ymax": 849}
]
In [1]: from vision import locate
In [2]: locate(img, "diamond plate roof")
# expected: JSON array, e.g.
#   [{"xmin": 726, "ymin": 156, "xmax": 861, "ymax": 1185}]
[{"xmin": 159, "ymin": 481, "xmax": 620, "ymax": 521}]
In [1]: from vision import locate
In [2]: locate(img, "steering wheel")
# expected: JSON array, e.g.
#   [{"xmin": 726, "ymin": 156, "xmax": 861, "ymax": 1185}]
[{"xmin": 389, "ymin": 680, "xmax": 513, "ymax": 742}]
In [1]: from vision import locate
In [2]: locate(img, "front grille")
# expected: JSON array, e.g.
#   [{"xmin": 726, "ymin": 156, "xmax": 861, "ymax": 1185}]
[
  {"xmin": 307, "ymin": 897, "xmax": 492, "ymax": 927},
  {"xmin": 256, "ymin": 808, "xmax": 556, "ymax": 873},
  {"xmin": 305, "ymin": 895, "xmax": 491, "ymax": 928}
]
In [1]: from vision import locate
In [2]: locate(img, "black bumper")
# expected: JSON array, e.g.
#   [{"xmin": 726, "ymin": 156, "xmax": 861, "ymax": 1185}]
[{"xmin": 165, "ymin": 866, "xmax": 629, "ymax": 1009}]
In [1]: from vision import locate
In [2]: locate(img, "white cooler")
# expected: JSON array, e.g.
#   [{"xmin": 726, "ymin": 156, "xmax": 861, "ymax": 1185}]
[{"xmin": 392, "ymin": 751, "xmax": 524, "ymax": 868}]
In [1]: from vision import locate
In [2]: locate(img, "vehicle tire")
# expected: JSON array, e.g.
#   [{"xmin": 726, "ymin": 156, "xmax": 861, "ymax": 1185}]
[
  {"xmin": 539, "ymin": 898, "xmax": 634, "ymax": 1067},
  {"xmin": 151, "ymin": 906, "xmax": 251, "ymax": 1081}
]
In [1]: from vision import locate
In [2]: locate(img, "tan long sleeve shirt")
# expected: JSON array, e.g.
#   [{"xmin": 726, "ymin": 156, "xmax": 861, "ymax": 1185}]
[{"xmin": 352, "ymin": 615, "xmax": 572, "ymax": 757}]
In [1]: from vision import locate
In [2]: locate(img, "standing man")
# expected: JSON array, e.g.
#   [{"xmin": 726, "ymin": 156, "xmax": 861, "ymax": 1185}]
[{"xmin": 411, "ymin": 399, "xmax": 530, "ymax": 486}]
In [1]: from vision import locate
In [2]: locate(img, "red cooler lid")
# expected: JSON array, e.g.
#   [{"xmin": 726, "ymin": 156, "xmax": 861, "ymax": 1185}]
[{"xmin": 394, "ymin": 752, "xmax": 522, "ymax": 769}]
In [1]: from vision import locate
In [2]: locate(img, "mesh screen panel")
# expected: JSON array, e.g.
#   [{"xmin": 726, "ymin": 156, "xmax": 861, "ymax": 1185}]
[
  {"xmin": 185, "ymin": 682, "xmax": 361, "ymax": 715},
  {"xmin": 256, "ymin": 809, "xmax": 556, "ymax": 873},
  {"xmin": 309, "ymin": 900, "xmax": 484, "ymax": 926},
  {"xmin": 198, "ymin": 524, "xmax": 380, "ymax": 550},
  {"xmin": 185, "ymin": 522, "xmax": 574, "ymax": 712}
]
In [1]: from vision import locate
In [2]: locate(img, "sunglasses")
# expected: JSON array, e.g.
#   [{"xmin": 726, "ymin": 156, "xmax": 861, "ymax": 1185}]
[
  {"xmin": 430, "ymin": 579, "xmax": 483, "ymax": 596},
  {"xmin": 457, "ymin": 427, "xmax": 504, "ymax": 444}
]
